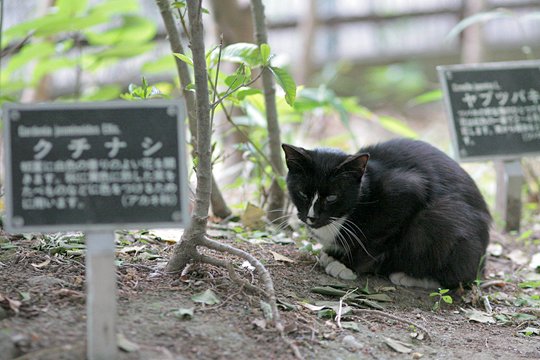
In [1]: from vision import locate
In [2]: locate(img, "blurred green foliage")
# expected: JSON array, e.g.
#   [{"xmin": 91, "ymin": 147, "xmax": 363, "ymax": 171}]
[{"xmin": 1, "ymin": 0, "xmax": 156, "ymax": 103}]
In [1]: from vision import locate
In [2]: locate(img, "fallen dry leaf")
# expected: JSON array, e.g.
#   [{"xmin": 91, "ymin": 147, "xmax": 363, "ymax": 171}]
[
  {"xmin": 251, "ymin": 318, "xmax": 267, "ymax": 330},
  {"xmin": 119, "ymin": 245, "xmax": 146, "ymax": 254},
  {"xmin": 31, "ymin": 258, "xmax": 51, "ymax": 269},
  {"xmin": 270, "ymin": 250, "xmax": 295, "ymax": 263},
  {"xmin": 117, "ymin": 333, "xmax": 140, "ymax": 352},
  {"xmin": 462, "ymin": 308, "xmax": 495, "ymax": 324},
  {"xmin": 384, "ymin": 337, "xmax": 412, "ymax": 354},
  {"xmin": 0, "ymin": 293, "xmax": 22, "ymax": 314},
  {"xmin": 54, "ymin": 288, "xmax": 84, "ymax": 299},
  {"xmin": 241, "ymin": 203, "xmax": 266, "ymax": 229}
]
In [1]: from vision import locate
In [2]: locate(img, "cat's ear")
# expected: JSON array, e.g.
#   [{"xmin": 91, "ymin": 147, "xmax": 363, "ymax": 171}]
[
  {"xmin": 282, "ymin": 144, "xmax": 312, "ymax": 171},
  {"xmin": 337, "ymin": 153, "xmax": 369, "ymax": 178}
]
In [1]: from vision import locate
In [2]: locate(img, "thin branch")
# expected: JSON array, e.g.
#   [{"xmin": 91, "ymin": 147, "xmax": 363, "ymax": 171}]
[
  {"xmin": 210, "ymin": 70, "xmax": 264, "ymax": 109},
  {"xmin": 209, "ymin": 35, "xmax": 223, "ymax": 126},
  {"xmin": 200, "ymin": 235, "xmax": 303, "ymax": 359},
  {"xmin": 196, "ymin": 253, "xmax": 266, "ymax": 296},
  {"xmin": 199, "ymin": 237, "xmax": 281, "ymax": 327},
  {"xmin": 350, "ymin": 309, "xmax": 432, "ymax": 342},
  {"xmin": 207, "ymin": 73, "xmax": 278, "ymax": 176},
  {"xmin": 177, "ymin": 8, "xmax": 191, "ymax": 42}
]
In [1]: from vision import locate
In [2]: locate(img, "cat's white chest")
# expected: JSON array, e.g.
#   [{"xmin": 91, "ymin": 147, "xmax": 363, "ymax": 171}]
[{"xmin": 309, "ymin": 217, "xmax": 347, "ymax": 248}]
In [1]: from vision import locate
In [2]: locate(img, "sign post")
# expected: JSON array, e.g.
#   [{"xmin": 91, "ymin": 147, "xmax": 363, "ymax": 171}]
[
  {"xmin": 438, "ymin": 60, "xmax": 540, "ymax": 232},
  {"xmin": 86, "ymin": 231, "xmax": 117, "ymax": 360},
  {"xmin": 3, "ymin": 101, "xmax": 189, "ymax": 359}
]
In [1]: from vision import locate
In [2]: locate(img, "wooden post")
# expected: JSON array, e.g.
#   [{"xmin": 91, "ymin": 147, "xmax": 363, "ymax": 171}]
[
  {"xmin": 495, "ymin": 159, "xmax": 523, "ymax": 232},
  {"xmin": 85, "ymin": 232, "xmax": 117, "ymax": 360}
]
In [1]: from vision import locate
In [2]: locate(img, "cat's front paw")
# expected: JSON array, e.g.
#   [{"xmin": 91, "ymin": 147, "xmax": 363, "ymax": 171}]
[
  {"xmin": 389, "ymin": 272, "xmax": 441, "ymax": 289},
  {"xmin": 319, "ymin": 252, "xmax": 357, "ymax": 280}
]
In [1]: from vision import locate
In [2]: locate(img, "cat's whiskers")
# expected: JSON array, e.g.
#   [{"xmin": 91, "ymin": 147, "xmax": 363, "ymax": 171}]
[
  {"xmin": 339, "ymin": 218, "xmax": 377, "ymax": 261},
  {"xmin": 327, "ymin": 217, "xmax": 354, "ymax": 265}
]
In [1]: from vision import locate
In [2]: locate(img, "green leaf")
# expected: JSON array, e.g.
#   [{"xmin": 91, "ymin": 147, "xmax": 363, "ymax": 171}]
[
  {"xmin": 220, "ymin": 43, "xmax": 262, "ymax": 67},
  {"xmin": 442, "ymin": 295, "xmax": 453, "ymax": 304},
  {"xmin": 439, "ymin": 289, "xmax": 450, "ymax": 295},
  {"xmin": 173, "ymin": 53, "xmax": 194, "ymax": 67},
  {"xmin": 81, "ymin": 85, "xmax": 122, "ymax": 101},
  {"xmin": 85, "ymin": 15, "xmax": 156, "ymax": 46},
  {"xmin": 446, "ymin": 9, "xmax": 512, "ymax": 40},
  {"xmin": 512, "ymin": 313, "xmax": 537, "ymax": 321},
  {"xmin": 4, "ymin": 42, "xmax": 56, "ymax": 75},
  {"xmin": 95, "ymin": 43, "xmax": 155, "ymax": 60},
  {"xmin": 37, "ymin": 13, "xmax": 109, "ymax": 37},
  {"xmin": 19, "ymin": 292, "xmax": 31, "ymax": 302},
  {"xmin": 260, "ymin": 43, "xmax": 271, "ymax": 64},
  {"xmin": 364, "ymin": 293, "xmax": 393, "ymax": 302},
  {"xmin": 378, "ymin": 115, "xmax": 418, "ymax": 138},
  {"xmin": 90, "ymin": 0, "xmax": 139, "ymax": 17},
  {"xmin": 236, "ymin": 87, "xmax": 261, "ymax": 100},
  {"xmin": 269, "ymin": 66, "xmax": 296, "ymax": 106},
  {"xmin": 224, "ymin": 73, "xmax": 249, "ymax": 88},
  {"xmin": 342, "ymin": 99, "xmax": 375, "ymax": 119},
  {"xmin": 519, "ymin": 280, "xmax": 540, "ymax": 289},
  {"xmin": 56, "ymin": 0, "xmax": 89, "ymax": 16},
  {"xmin": 410, "ymin": 89, "xmax": 442, "ymax": 106},
  {"xmin": 191, "ymin": 289, "xmax": 220, "ymax": 305},
  {"xmin": 0, "ymin": 242, "xmax": 17, "ymax": 250},
  {"xmin": 519, "ymin": 327, "xmax": 540, "ymax": 336},
  {"xmin": 171, "ymin": 0, "xmax": 186, "ymax": 9},
  {"xmin": 317, "ymin": 308, "xmax": 336, "ymax": 319}
]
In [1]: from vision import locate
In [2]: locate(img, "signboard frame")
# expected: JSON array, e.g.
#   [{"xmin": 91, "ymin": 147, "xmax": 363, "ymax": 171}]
[
  {"xmin": 437, "ymin": 60, "xmax": 540, "ymax": 162},
  {"xmin": 3, "ymin": 100, "xmax": 190, "ymax": 233}
]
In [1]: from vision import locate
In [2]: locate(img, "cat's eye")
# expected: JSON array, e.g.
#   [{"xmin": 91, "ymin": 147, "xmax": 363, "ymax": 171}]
[
  {"xmin": 298, "ymin": 191, "xmax": 308, "ymax": 200},
  {"xmin": 326, "ymin": 195, "xmax": 338, "ymax": 203}
]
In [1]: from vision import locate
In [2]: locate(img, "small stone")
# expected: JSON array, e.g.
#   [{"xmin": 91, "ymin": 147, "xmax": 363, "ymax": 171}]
[
  {"xmin": 342, "ymin": 335, "xmax": 363, "ymax": 352},
  {"xmin": 412, "ymin": 352, "xmax": 424, "ymax": 359}
]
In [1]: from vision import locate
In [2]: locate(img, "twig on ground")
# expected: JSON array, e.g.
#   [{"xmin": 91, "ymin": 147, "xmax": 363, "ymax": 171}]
[
  {"xmin": 336, "ymin": 297, "xmax": 344, "ymax": 329},
  {"xmin": 200, "ymin": 236, "xmax": 281, "ymax": 328},
  {"xmin": 350, "ymin": 309, "xmax": 432, "ymax": 342},
  {"xmin": 197, "ymin": 237, "xmax": 303, "ymax": 359}
]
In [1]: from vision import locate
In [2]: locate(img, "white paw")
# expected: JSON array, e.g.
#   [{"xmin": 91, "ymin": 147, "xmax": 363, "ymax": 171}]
[
  {"xmin": 389, "ymin": 272, "xmax": 441, "ymax": 289},
  {"xmin": 319, "ymin": 252, "xmax": 357, "ymax": 280},
  {"xmin": 319, "ymin": 251, "xmax": 333, "ymax": 267}
]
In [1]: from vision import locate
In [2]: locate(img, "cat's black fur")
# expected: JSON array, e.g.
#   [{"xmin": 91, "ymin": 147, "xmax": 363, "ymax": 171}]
[{"xmin": 282, "ymin": 138, "xmax": 491, "ymax": 288}]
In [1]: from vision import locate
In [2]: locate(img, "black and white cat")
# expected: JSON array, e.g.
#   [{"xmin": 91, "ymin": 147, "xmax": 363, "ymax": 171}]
[{"xmin": 282, "ymin": 139, "xmax": 491, "ymax": 289}]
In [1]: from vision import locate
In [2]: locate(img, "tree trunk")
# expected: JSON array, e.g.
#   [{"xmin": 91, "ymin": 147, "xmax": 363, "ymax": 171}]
[
  {"xmin": 297, "ymin": 0, "xmax": 317, "ymax": 84},
  {"xmin": 158, "ymin": 0, "xmax": 213, "ymax": 272},
  {"xmin": 250, "ymin": 0, "xmax": 286, "ymax": 223},
  {"xmin": 460, "ymin": 0, "xmax": 486, "ymax": 64},
  {"xmin": 155, "ymin": 0, "xmax": 231, "ymax": 222}
]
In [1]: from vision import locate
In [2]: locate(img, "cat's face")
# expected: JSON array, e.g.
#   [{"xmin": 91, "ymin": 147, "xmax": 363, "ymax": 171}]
[{"xmin": 282, "ymin": 144, "xmax": 368, "ymax": 230}]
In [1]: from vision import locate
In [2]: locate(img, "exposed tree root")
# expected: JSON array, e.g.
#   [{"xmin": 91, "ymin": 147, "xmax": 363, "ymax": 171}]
[
  {"xmin": 197, "ymin": 236, "xmax": 304, "ymax": 359},
  {"xmin": 349, "ymin": 309, "xmax": 432, "ymax": 342}
]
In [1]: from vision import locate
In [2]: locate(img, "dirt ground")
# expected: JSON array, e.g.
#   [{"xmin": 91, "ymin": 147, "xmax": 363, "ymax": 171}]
[
  {"xmin": 1, "ymin": 221, "xmax": 540, "ymax": 360},
  {"xmin": 1, "ymin": 103, "xmax": 539, "ymax": 359}
]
